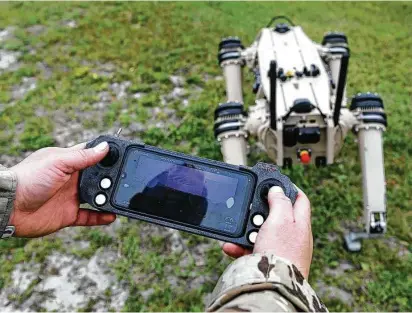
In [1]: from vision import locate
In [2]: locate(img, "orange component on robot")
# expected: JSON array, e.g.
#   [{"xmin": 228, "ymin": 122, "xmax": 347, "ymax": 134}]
[{"xmin": 299, "ymin": 150, "xmax": 311, "ymax": 164}]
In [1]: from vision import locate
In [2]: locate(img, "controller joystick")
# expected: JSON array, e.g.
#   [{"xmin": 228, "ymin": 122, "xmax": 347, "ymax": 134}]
[
  {"xmin": 99, "ymin": 144, "xmax": 119, "ymax": 167},
  {"xmin": 260, "ymin": 183, "xmax": 275, "ymax": 202}
]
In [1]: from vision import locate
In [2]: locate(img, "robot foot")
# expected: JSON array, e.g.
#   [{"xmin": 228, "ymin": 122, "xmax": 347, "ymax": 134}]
[
  {"xmin": 344, "ymin": 231, "xmax": 385, "ymax": 252},
  {"xmin": 344, "ymin": 232, "xmax": 366, "ymax": 252}
]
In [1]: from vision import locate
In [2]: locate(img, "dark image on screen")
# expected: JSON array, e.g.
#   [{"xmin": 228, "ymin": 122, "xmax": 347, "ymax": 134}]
[
  {"xmin": 113, "ymin": 150, "xmax": 250, "ymax": 235},
  {"xmin": 129, "ymin": 164, "xmax": 209, "ymax": 225}
]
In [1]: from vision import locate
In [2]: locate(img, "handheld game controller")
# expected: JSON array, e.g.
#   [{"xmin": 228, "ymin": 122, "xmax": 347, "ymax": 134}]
[{"xmin": 79, "ymin": 135, "xmax": 298, "ymax": 249}]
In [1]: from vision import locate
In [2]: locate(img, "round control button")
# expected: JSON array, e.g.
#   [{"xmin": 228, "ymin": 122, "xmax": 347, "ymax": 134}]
[
  {"xmin": 99, "ymin": 144, "xmax": 119, "ymax": 167},
  {"xmin": 248, "ymin": 231, "xmax": 258, "ymax": 244},
  {"xmin": 100, "ymin": 178, "xmax": 112, "ymax": 189},
  {"xmin": 252, "ymin": 214, "xmax": 265, "ymax": 227},
  {"xmin": 95, "ymin": 193, "xmax": 107, "ymax": 206}
]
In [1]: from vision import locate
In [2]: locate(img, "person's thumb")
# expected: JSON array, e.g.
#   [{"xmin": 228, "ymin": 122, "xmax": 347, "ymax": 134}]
[
  {"xmin": 266, "ymin": 186, "xmax": 294, "ymax": 224},
  {"xmin": 253, "ymin": 186, "xmax": 294, "ymax": 253},
  {"xmin": 58, "ymin": 141, "xmax": 109, "ymax": 173}
]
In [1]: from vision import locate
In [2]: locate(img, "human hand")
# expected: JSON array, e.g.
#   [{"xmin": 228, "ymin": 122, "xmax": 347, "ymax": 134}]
[
  {"xmin": 223, "ymin": 186, "xmax": 313, "ymax": 278},
  {"xmin": 9, "ymin": 141, "xmax": 116, "ymax": 238}
]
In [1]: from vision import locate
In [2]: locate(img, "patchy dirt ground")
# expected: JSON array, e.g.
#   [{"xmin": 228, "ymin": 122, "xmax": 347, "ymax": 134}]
[
  {"xmin": 0, "ymin": 23, "xmax": 222, "ymax": 310},
  {"xmin": 0, "ymin": 218, "xmax": 220, "ymax": 311}
]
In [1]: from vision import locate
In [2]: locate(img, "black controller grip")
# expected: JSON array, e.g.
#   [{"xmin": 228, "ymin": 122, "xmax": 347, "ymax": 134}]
[
  {"xmin": 250, "ymin": 162, "xmax": 298, "ymax": 204},
  {"xmin": 79, "ymin": 135, "xmax": 298, "ymax": 249}
]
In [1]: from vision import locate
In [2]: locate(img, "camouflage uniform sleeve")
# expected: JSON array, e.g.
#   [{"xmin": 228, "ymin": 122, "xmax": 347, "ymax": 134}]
[
  {"xmin": 206, "ymin": 253, "xmax": 328, "ymax": 312},
  {"xmin": 0, "ymin": 165, "xmax": 17, "ymax": 237}
]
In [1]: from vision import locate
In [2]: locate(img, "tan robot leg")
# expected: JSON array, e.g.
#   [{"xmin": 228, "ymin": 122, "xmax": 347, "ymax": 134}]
[
  {"xmin": 218, "ymin": 131, "xmax": 248, "ymax": 166},
  {"xmin": 344, "ymin": 93, "xmax": 387, "ymax": 251},
  {"xmin": 216, "ymin": 56, "xmax": 248, "ymax": 166},
  {"xmin": 357, "ymin": 125, "xmax": 387, "ymax": 234},
  {"xmin": 345, "ymin": 123, "xmax": 387, "ymax": 252},
  {"xmin": 223, "ymin": 63, "xmax": 244, "ymax": 103}
]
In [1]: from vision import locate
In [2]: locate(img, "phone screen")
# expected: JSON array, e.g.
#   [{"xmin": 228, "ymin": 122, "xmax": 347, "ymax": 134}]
[{"xmin": 112, "ymin": 147, "xmax": 255, "ymax": 236}]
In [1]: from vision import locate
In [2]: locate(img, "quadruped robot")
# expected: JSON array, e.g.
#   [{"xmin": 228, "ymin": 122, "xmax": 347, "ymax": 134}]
[{"xmin": 214, "ymin": 16, "xmax": 388, "ymax": 251}]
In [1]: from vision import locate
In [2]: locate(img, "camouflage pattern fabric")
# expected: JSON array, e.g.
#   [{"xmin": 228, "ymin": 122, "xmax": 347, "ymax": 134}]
[
  {"xmin": 0, "ymin": 165, "xmax": 17, "ymax": 237},
  {"xmin": 207, "ymin": 253, "xmax": 328, "ymax": 312}
]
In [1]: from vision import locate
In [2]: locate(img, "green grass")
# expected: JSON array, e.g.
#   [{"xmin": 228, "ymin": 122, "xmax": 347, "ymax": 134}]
[{"xmin": 0, "ymin": 2, "xmax": 411, "ymax": 312}]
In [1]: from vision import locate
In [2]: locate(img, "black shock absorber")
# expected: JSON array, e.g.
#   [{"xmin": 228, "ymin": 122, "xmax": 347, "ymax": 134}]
[
  {"xmin": 350, "ymin": 93, "xmax": 387, "ymax": 127},
  {"xmin": 217, "ymin": 37, "xmax": 244, "ymax": 65},
  {"xmin": 217, "ymin": 37, "xmax": 245, "ymax": 103},
  {"xmin": 322, "ymin": 32, "xmax": 348, "ymax": 47},
  {"xmin": 213, "ymin": 101, "xmax": 247, "ymax": 138}
]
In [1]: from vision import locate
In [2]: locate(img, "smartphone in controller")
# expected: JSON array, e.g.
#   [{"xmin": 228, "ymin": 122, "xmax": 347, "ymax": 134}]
[{"xmin": 79, "ymin": 135, "xmax": 298, "ymax": 248}]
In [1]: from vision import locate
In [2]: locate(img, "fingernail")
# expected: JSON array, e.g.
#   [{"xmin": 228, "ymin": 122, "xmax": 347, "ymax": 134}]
[
  {"xmin": 269, "ymin": 186, "xmax": 284, "ymax": 195},
  {"xmin": 94, "ymin": 141, "xmax": 108, "ymax": 153}
]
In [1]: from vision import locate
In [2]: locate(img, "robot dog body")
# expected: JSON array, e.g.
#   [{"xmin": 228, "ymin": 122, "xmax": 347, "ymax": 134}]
[{"xmin": 214, "ymin": 17, "xmax": 387, "ymax": 251}]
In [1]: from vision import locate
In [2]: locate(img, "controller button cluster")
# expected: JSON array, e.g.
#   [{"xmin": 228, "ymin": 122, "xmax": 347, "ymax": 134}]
[
  {"xmin": 95, "ymin": 193, "xmax": 107, "ymax": 206},
  {"xmin": 248, "ymin": 231, "xmax": 258, "ymax": 244},
  {"xmin": 100, "ymin": 178, "xmax": 112, "ymax": 189},
  {"xmin": 252, "ymin": 214, "xmax": 265, "ymax": 227}
]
